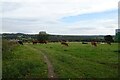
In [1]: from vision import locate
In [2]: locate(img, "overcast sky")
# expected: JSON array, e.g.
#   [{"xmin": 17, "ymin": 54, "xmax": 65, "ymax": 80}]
[{"xmin": 1, "ymin": 0, "xmax": 119, "ymax": 35}]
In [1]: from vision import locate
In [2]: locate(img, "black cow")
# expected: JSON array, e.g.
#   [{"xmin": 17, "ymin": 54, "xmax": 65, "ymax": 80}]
[
  {"xmin": 106, "ymin": 41, "xmax": 111, "ymax": 45},
  {"xmin": 18, "ymin": 41, "xmax": 23, "ymax": 45},
  {"xmin": 82, "ymin": 42, "xmax": 88, "ymax": 44},
  {"xmin": 61, "ymin": 42, "xmax": 69, "ymax": 46}
]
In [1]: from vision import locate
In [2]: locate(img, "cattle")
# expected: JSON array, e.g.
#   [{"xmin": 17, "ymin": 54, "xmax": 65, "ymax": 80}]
[
  {"xmin": 32, "ymin": 40, "xmax": 47, "ymax": 44},
  {"xmin": 38, "ymin": 41, "xmax": 47, "ymax": 44},
  {"xmin": 91, "ymin": 41, "xmax": 97, "ymax": 47},
  {"xmin": 106, "ymin": 41, "xmax": 111, "ymax": 45},
  {"xmin": 61, "ymin": 42, "xmax": 69, "ymax": 46},
  {"xmin": 82, "ymin": 42, "xmax": 88, "ymax": 44},
  {"xmin": 18, "ymin": 40, "xmax": 23, "ymax": 45},
  {"xmin": 32, "ymin": 40, "xmax": 38, "ymax": 44}
]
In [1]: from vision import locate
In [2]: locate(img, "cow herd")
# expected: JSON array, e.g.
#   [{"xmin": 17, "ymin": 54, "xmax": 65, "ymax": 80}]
[
  {"xmin": 9, "ymin": 39, "xmax": 112, "ymax": 47},
  {"xmin": 32, "ymin": 40, "xmax": 47, "ymax": 44}
]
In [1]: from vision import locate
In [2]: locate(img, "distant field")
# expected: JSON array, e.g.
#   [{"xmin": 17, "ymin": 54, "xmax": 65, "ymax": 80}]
[{"xmin": 2, "ymin": 42, "xmax": 118, "ymax": 78}]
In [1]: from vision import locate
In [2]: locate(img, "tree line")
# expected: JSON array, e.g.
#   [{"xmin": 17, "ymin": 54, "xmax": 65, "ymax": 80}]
[{"xmin": 2, "ymin": 32, "xmax": 120, "ymax": 43}]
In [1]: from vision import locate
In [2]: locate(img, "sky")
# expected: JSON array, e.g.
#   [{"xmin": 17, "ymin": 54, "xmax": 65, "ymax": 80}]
[{"xmin": 0, "ymin": 0, "xmax": 119, "ymax": 35}]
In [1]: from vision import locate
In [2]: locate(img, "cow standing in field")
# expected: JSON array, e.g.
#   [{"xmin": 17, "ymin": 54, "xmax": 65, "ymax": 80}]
[
  {"xmin": 82, "ymin": 42, "xmax": 88, "ymax": 44},
  {"xmin": 18, "ymin": 40, "xmax": 23, "ymax": 45},
  {"xmin": 106, "ymin": 41, "xmax": 111, "ymax": 45},
  {"xmin": 38, "ymin": 41, "xmax": 47, "ymax": 44},
  {"xmin": 32, "ymin": 40, "xmax": 47, "ymax": 44},
  {"xmin": 32, "ymin": 40, "xmax": 38, "ymax": 44},
  {"xmin": 61, "ymin": 42, "xmax": 69, "ymax": 46},
  {"xmin": 91, "ymin": 41, "xmax": 97, "ymax": 47}
]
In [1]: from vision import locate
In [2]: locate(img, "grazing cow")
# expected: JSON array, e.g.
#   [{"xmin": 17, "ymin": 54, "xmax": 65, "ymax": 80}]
[
  {"xmin": 32, "ymin": 40, "xmax": 47, "ymax": 44},
  {"xmin": 91, "ymin": 41, "xmax": 97, "ymax": 47},
  {"xmin": 38, "ymin": 40, "xmax": 47, "ymax": 44},
  {"xmin": 32, "ymin": 40, "xmax": 38, "ymax": 44},
  {"xmin": 61, "ymin": 42, "xmax": 69, "ymax": 46},
  {"xmin": 18, "ymin": 40, "xmax": 23, "ymax": 45},
  {"xmin": 106, "ymin": 41, "xmax": 111, "ymax": 45}
]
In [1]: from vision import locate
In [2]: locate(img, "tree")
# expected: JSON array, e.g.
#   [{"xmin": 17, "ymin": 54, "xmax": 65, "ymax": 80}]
[
  {"xmin": 37, "ymin": 31, "xmax": 49, "ymax": 41},
  {"xmin": 104, "ymin": 35, "xmax": 114, "ymax": 44}
]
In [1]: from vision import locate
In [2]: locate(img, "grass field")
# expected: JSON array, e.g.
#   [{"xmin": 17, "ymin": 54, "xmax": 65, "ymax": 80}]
[{"xmin": 2, "ymin": 42, "xmax": 119, "ymax": 78}]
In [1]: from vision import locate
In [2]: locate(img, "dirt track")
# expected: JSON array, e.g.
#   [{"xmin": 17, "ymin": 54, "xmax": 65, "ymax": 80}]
[{"xmin": 25, "ymin": 45, "xmax": 57, "ymax": 78}]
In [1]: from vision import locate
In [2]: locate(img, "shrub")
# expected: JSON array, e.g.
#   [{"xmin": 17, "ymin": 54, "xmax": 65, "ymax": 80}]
[{"xmin": 2, "ymin": 40, "xmax": 17, "ymax": 60}]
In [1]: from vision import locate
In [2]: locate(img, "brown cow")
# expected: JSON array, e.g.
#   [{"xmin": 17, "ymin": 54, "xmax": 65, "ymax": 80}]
[
  {"xmin": 32, "ymin": 40, "xmax": 47, "ymax": 44},
  {"xmin": 38, "ymin": 41, "xmax": 47, "ymax": 44},
  {"xmin": 61, "ymin": 42, "xmax": 69, "ymax": 46},
  {"xmin": 91, "ymin": 41, "xmax": 97, "ymax": 47},
  {"xmin": 32, "ymin": 40, "xmax": 38, "ymax": 44}
]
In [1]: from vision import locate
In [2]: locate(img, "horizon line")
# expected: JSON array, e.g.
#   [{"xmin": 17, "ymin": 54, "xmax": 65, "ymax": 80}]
[{"xmin": 0, "ymin": 32, "xmax": 115, "ymax": 36}]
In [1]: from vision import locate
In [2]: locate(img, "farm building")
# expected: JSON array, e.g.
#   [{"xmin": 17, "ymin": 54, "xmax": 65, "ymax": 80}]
[
  {"xmin": 115, "ymin": 29, "xmax": 120, "ymax": 42},
  {"xmin": 116, "ymin": 29, "xmax": 120, "ymax": 33}
]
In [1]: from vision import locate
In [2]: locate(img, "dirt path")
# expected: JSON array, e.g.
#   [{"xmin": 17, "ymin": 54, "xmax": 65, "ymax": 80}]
[
  {"xmin": 25, "ymin": 45, "xmax": 57, "ymax": 78},
  {"xmin": 41, "ymin": 50, "xmax": 57, "ymax": 78}
]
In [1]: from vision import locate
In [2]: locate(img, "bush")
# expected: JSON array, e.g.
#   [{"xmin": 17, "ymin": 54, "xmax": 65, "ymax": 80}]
[{"xmin": 2, "ymin": 40, "xmax": 17, "ymax": 60}]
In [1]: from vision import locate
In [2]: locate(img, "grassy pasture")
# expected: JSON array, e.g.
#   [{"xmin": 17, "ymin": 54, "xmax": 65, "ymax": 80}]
[
  {"xmin": 2, "ymin": 42, "xmax": 47, "ymax": 78},
  {"xmin": 2, "ymin": 42, "xmax": 118, "ymax": 78}
]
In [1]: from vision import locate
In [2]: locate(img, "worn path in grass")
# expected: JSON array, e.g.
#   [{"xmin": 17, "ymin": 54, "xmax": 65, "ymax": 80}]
[{"xmin": 25, "ymin": 45, "xmax": 57, "ymax": 78}]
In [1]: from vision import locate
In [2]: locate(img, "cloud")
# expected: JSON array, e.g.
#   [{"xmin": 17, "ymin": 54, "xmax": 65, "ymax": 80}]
[
  {"xmin": 1, "ymin": 0, "xmax": 119, "ymax": 35},
  {"xmin": 1, "ymin": 2, "xmax": 22, "ymax": 13},
  {"xmin": 2, "ymin": 17, "xmax": 118, "ymax": 35},
  {"xmin": 1, "ymin": 0, "xmax": 119, "ymax": 18}
]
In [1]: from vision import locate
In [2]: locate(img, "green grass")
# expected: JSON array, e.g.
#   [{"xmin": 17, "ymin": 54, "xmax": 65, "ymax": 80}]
[
  {"xmin": 0, "ymin": 38, "xmax": 2, "ymax": 79},
  {"xmin": 29, "ymin": 42, "xmax": 118, "ymax": 78},
  {"xmin": 2, "ymin": 45, "xmax": 47, "ymax": 78},
  {"xmin": 2, "ymin": 42, "xmax": 118, "ymax": 78}
]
